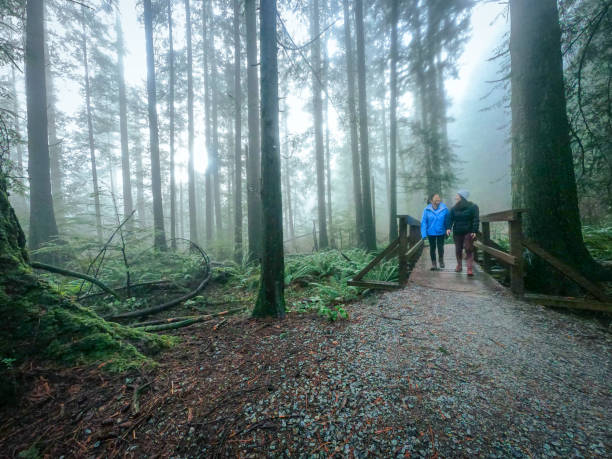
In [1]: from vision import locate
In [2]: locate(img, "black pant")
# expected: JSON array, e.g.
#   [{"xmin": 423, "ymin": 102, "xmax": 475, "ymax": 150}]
[{"xmin": 428, "ymin": 235, "xmax": 445, "ymax": 263}]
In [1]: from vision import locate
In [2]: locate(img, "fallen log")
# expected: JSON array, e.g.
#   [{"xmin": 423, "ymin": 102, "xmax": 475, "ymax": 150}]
[
  {"xmin": 138, "ymin": 308, "xmax": 247, "ymax": 332},
  {"xmin": 31, "ymin": 261, "xmax": 121, "ymax": 300}
]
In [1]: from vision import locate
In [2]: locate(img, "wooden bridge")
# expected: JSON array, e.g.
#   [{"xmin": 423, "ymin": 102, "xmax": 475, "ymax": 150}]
[{"xmin": 348, "ymin": 210, "xmax": 612, "ymax": 313}]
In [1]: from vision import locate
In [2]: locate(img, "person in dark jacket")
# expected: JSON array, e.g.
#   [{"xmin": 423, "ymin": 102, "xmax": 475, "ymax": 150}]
[
  {"xmin": 445, "ymin": 190, "xmax": 479, "ymax": 276},
  {"xmin": 420, "ymin": 193, "xmax": 448, "ymax": 270}
]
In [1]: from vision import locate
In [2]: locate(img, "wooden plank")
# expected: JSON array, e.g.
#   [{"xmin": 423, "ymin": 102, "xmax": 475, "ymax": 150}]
[
  {"xmin": 522, "ymin": 239, "xmax": 610, "ymax": 302},
  {"xmin": 398, "ymin": 220, "xmax": 409, "ymax": 285},
  {"xmin": 524, "ymin": 294, "xmax": 612, "ymax": 313},
  {"xmin": 481, "ymin": 222, "xmax": 492, "ymax": 273},
  {"xmin": 474, "ymin": 240, "xmax": 517, "ymax": 266},
  {"xmin": 347, "ymin": 279, "xmax": 401, "ymax": 290},
  {"xmin": 509, "ymin": 216, "xmax": 525, "ymax": 297},
  {"xmin": 353, "ymin": 238, "xmax": 400, "ymax": 281},
  {"xmin": 406, "ymin": 238, "xmax": 424, "ymax": 262},
  {"xmin": 480, "ymin": 208, "xmax": 527, "ymax": 223}
]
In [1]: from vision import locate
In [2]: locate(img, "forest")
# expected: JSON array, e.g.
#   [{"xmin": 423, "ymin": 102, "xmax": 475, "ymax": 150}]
[{"xmin": 0, "ymin": 0, "xmax": 611, "ymax": 457}]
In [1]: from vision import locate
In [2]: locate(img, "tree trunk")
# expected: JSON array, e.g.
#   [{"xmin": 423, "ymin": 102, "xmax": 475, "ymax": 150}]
[
  {"xmin": 135, "ymin": 143, "xmax": 145, "ymax": 229},
  {"xmin": 253, "ymin": 0, "xmax": 285, "ymax": 318},
  {"xmin": 311, "ymin": 0, "xmax": 328, "ymax": 250},
  {"xmin": 10, "ymin": 66, "xmax": 28, "ymax": 220},
  {"xmin": 44, "ymin": 22, "xmax": 62, "ymax": 225},
  {"xmin": 184, "ymin": 0, "xmax": 197, "ymax": 245},
  {"xmin": 281, "ymin": 102, "xmax": 296, "ymax": 249},
  {"xmin": 233, "ymin": 0, "xmax": 243, "ymax": 263},
  {"xmin": 26, "ymin": 0, "xmax": 58, "ymax": 252},
  {"xmin": 341, "ymin": 0, "xmax": 363, "ymax": 248},
  {"xmin": 202, "ymin": 0, "xmax": 213, "ymax": 245},
  {"xmin": 322, "ymin": 12, "xmax": 334, "ymax": 248},
  {"xmin": 81, "ymin": 11, "xmax": 102, "ymax": 243},
  {"xmin": 209, "ymin": 10, "xmax": 222, "ymax": 238},
  {"xmin": 166, "ymin": 2, "xmax": 176, "ymax": 248},
  {"xmin": 388, "ymin": 0, "xmax": 398, "ymax": 241},
  {"xmin": 510, "ymin": 0, "xmax": 607, "ymax": 287},
  {"xmin": 354, "ymin": 0, "xmax": 376, "ymax": 251},
  {"xmin": 143, "ymin": 0, "xmax": 167, "ymax": 250},
  {"xmin": 245, "ymin": 0, "xmax": 262, "ymax": 263},
  {"xmin": 116, "ymin": 14, "xmax": 134, "ymax": 230}
]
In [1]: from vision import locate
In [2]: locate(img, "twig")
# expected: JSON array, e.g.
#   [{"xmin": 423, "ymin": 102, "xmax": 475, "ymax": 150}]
[
  {"xmin": 31, "ymin": 261, "xmax": 121, "ymax": 299},
  {"xmin": 136, "ymin": 308, "xmax": 246, "ymax": 332}
]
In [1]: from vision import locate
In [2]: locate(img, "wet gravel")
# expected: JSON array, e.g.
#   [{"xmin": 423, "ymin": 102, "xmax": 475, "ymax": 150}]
[{"xmin": 223, "ymin": 286, "xmax": 611, "ymax": 458}]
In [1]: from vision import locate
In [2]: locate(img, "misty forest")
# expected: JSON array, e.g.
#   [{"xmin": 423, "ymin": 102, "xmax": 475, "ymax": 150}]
[{"xmin": 1, "ymin": 0, "xmax": 611, "ymax": 456}]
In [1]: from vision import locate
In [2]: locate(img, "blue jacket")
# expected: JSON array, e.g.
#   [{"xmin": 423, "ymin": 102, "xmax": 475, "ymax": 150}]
[{"xmin": 421, "ymin": 203, "xmax": 448, "ymax": 238}]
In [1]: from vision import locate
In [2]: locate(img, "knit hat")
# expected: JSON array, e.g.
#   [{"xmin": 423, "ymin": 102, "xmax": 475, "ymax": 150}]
[{"xmin": 457, "ymin": 189, "xmax": 470, "ymax": 200}]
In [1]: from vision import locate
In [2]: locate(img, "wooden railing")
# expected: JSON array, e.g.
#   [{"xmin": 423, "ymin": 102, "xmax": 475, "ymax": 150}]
[
  {"xmin": 347, "ymin": 215, "xmax": 424, "ymax": 290},
  {"xmin": 476, "ymin": 209, "xmax": 611, "ymax": 312}
]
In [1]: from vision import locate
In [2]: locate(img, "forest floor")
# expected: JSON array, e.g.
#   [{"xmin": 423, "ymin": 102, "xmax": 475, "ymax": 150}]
[{"xmin": 1, "ymin": 280, "xmax": 611, "ymax": 458}]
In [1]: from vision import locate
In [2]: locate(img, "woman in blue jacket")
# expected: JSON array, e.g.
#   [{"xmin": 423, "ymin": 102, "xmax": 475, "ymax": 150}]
[{"xmin": 421, "ymin": 193, "xmax": 448, "ymax": 270}]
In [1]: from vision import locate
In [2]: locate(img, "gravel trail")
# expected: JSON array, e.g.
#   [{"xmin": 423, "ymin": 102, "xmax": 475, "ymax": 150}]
[{"xmin": 226, "ymin": 286, "xmax": 611, "ymax": 458}]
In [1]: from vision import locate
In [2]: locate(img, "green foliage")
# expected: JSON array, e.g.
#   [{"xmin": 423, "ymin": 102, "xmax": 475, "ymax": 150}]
[
  {"xmin": 582, "ymin": 222, "xmax": 612, "ymax": 262},
  {"xmin": 17, "ymin": 445, "xmax": 40, "ymax": 459}
]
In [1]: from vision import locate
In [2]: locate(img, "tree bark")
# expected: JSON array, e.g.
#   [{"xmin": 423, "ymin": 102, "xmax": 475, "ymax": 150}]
[
  {"xmin": 143, "ymin": 0, "xmax": 167, "ymax": 250},
  {"xmin": 184, "ymin": 0, "xmax": 197, "ymax": 245},
  {"xmin": 388, "ymin": 0, "xmax": 398, "ymax": 241},
  {"xmin": 341, "ymin": 0, "xmax": 364, "ymax": 248},
  {"xmin": 26, "ymin": 0, "xmax": 59, "ymax": 252},
  {"xmin": 354, "ymin": 0, "xmax": 376, "ymax": 251},
  {"xmin": 209, "ymin": 9, "xmax": 222, "ymax": 238},
  {"xmin": 166, "ymin": 1, "xmax": 176, "ymax": 248},
  {"xmin": 311, "ymin": 0, "xmax": 328, "ymax": 250},
  {"xmin": 253, "ymin": 0, "xmax": 285, "ymax": 318},
  {"xmin": 233, "ymin": 0, "xmax": 243, "ymax": 263},
  {"xmin": 80, "ymin": 9, "xmax": 102, "ymax": 243},
  {"xmin": 510, "ymin": 0, "xmax": 606, "ymax": 287},
  {"xmin": 116, "ymin": 14, "xmax": 134, "ymax": 230},
  {"xmin": 245, "ymin": 0, "xmax": 262, "ymax": 263},
  {"xmin": 202, "ymin": 0, "xmax": 213, "ymax": 245}
]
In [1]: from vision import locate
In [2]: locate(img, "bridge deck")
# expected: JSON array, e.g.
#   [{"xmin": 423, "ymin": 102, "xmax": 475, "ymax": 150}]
[{"xmin": 409, "ymin": 243, "xmax": 504, "ymax": 294}]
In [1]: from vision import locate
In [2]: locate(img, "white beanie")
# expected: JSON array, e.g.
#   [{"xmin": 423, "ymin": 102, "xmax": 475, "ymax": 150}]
[{"xmin": 457, "ymin": 189, "xmax": 470, "ymax": 200}]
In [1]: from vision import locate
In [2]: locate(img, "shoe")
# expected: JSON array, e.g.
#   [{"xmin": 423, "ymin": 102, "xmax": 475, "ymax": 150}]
[
  {"xmin": 430, "ymin": 261, "xmax": 438, "ymax": 271},
  {"xmin": 439, "ymin": 261, "xmax": 445, "ymax": 269},
  {"xmin": 455, "ymin": 262, "xmax": 462, "ymax": 272},
  {"xmin": 467, "ymin": 267, "xmax": 474, "ymax": 277}
]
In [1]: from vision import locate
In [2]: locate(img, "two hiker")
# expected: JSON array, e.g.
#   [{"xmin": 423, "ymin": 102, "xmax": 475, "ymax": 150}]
[{"xmin": 420, "ymin": 190, "xmax": 480, "ymax": 276}]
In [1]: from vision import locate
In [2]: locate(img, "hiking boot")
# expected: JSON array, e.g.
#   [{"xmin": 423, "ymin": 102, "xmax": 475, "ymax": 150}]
[
  {"xmin": 439, "ymin": 260, "xmax": 445, "ymax": 269},
  {"xmin": 430, "ymin": 260, "xmax": 438, "ymax": 271},
  {"xmin": 467, "ymin": 267, "xmax": 474, "ymax": 277}
]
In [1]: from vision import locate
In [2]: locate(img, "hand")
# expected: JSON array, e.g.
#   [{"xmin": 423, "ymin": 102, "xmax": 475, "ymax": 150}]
[{"xmin": 446, "ymin": 229, "xmax": 451, "ymax": 237}]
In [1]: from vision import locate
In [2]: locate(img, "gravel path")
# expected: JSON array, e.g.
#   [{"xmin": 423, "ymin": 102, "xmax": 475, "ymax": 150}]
[{"xmin": 223, "ymin": 286, "xmax": 611, "ymax": 458}]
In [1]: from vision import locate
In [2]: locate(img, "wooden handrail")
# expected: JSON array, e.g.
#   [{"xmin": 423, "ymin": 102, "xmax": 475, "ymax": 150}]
[
  {"xmin": 474, "ymin": 240, "xmax": 517, "ymax": 266},
  {"xmin": 480, "ymin": 208, "xmax": 527, "ymax": 223}
]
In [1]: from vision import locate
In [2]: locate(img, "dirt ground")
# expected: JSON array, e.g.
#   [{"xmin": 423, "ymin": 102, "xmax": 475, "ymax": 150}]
[{"xmin": 0, "ymin": 283, "xmax": 610, "ymax": 458}]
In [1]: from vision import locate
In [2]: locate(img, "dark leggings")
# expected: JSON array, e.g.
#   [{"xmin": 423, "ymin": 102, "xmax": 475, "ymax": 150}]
[{"xmin": 427, "ymin": 235, "xmax": 445, "ymax": 262}]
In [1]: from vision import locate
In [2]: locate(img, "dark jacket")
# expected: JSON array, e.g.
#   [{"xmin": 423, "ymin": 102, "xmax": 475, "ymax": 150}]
[{"xmin": 446, "ymin": 202, "xmax": 479, "ymax": 235}]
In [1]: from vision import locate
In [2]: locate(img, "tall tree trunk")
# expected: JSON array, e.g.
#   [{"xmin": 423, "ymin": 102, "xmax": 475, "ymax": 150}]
[
  {"xmin": 81, "ymin": 11, "xmax": 102, "ymax": 243},
  {"xmin": 388, "ymin": 0, "xmax": 398, "ymax": 241},
  {"xmin": 253, "ymin": 0, "xmax": 285, "ymax": 318},
  {"xmin": 233, "ymin": 0, "xmax": 243, "ymax": 263},
  {"xmin": 26, "ymin": 0, "xmax": 58, "ymax": 252},
  {"xmin": 143, "ymin": 0, "xmax": 167, "ymax": 250},
  {"xmin": 166, "ymin": 1, "xmax": 176, "ymax": 248},
  {"xmin": 281, "ymin": 102, "xmax": 296, "ymax": 248},
  {"xmin": 322, "ymin": 11, "xmax": 334, "ymax": 248},
  {"xmin": 10, "ymin": 67, "xmax": 28, "ymax": 219},
  {"xmin": 202, "ymin": 0, "xmax": 213, "ymax": 245},
  {"xmin": 179, "ymin": 180, "xmax": 184, "ymax": 239},
  {"xmin": 185, "ymin": 0, "xmax": 197, "ymax": 245},
  {"xmin": 311, "ymin": 0, "xmax": 328, "ymax": 250},
  {"xmin": 425, "ymin": 3, "xmax": 442, "ymax": 195},
  {"xmin": 354, "ymin": 0, "xmax": 376, "ymax": 251},
  {"xmin": 209, "ymin": 9, "xmax": 222, "ymax": 238},
  {"xmin": 135, "ymin": 143, "xmax": 145, "ymax": 228},
  {"xmin": 510, "ymin": 0, "xmax": 606, "ymax": 286},
  {"xmin": 342, "ymin": 0, "xmax": 363, "ymax": 248},
  {"xmin": 116, "ymin": 14, "xmax": 133, "ymax": 229},
  {"xmin": 44, "ymin": 23, "xmax": 62, "ymax": 225},
  {"xmin": 245, "ymin": 0, "xmax": 262, "ymax": 263}
]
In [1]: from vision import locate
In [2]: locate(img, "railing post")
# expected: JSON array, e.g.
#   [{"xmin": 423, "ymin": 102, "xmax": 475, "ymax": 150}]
[
  {"xmin": 509, "ymin": 212, "xmax": 524, "ymax": 297},
  {"xmin": 482, "ymin": 221, "xmax": 492, "ymax": 273},
  {"xmin": 398, "ymin": 216, "xmax": 408, "ymax": 285}
]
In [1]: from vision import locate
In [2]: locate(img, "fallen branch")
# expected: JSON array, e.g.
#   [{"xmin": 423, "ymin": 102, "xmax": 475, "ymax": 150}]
[
  {"xmin": 134, "ymin": 307, "xmax": 247, "ymax": 332},
  {"xmin": 31, "ymin": 261, "xmax": 121, "ymax": 300},
  {"xmin": 131, "ymin": 382, "xmax": 151, "ymax": 415},
  {"xmin": 107, "ymin": 239, "xmax": 211, "ymax": 321}
]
